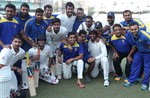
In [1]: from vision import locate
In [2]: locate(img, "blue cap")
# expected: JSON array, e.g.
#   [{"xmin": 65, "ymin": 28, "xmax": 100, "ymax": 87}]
[
  {"xmin": 107, "ymin": 12, "xmax": 115, "ymax": 18},
  {"xmin": 95, "ymin": 21, "xmax": 102, "ymax": 28}
]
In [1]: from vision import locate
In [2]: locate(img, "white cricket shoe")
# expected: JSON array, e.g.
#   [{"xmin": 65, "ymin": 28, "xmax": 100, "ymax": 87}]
[{"xmin": 104, "ymin": 80, "xmax": 109, "ymax": 87}]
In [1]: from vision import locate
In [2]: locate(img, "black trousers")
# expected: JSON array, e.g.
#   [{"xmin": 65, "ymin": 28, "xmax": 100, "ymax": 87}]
[
  {"xmin": 14, "ymin": 60, "xmax": 22, "ymax": 86},
  {"xmin": 113, "ymin": 53, "xmax": 131, "ymax": 78}
]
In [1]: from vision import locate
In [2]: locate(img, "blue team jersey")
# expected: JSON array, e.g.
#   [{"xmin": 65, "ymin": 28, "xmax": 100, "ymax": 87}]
[
  {"xmin": 130, "ymin": 30, "xmax": 150, "ymax": 53},
  {"xmin": 0, "ymin": 16, "xmax": 21, "ymax": 50},
  {"xmin": 79, "ymin": 40, "xmax": 90, "ymax": 62},
  {"xmin": 59, "ymin": 42, "xmax": 83, "ymax": 62},
  {"xmin": 120, "ymin": 18, "xmax": 147, "ymax": 31},
  {"xmin": 109, "ymin": 34, "xmax": 132, "ymax": 55},
  {"xmin": 24, "ymin": 17, "xmax": 48, "ymax": 40},
  {"xmin": 72, "ymin": 16, "xmax": 86, "ymax": 32},
  {"xmin": 23, "ymin": 17, "xmax": 48, "ymax": 51},
  {"xmin": 15, "ymin": 12, "xmax": 32, "ymax": 31},
  {"xmin": 125, "ymin": 31, "xmax": 136, "ymax": 47},
  {"xmin": 43, "ymin": 15, "xmax": 55, "ymax": 25}
]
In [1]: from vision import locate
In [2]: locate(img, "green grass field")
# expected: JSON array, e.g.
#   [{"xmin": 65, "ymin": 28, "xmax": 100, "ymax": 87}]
[{"xmin": 26, "ymin": 59, "xmax": 150, "ymax": 98}]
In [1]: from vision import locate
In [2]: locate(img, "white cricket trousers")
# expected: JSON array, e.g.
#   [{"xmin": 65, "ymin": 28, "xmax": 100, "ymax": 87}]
[
  {"xmin": 21, "ymin": 59, "xmax": 29, "ymax": 88},
  {"xmin": 0, "ymin": 66, "xmax": 11, "ymax": 98},
  {"xmin": 91, "ymin": 57, "xmax": 109, "ymax": 80},
  {"xmin": 56, "ymin": 54, "xmax": 63, "ymax": 76},
  {"xmin": 62, "ymin": 59, "xmax": 84, "ymax": 79}
]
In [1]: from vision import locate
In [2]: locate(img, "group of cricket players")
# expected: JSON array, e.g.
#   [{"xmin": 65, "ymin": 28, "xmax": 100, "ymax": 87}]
[{"xmin": 0, "ymin": 1, "xmax": 150, "ymax": 98}]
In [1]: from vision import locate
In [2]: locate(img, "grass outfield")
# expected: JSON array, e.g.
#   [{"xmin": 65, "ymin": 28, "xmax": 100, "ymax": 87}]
[{"xmin": 26, "ymin": 60, "xmax": 150, "ymax": 98}]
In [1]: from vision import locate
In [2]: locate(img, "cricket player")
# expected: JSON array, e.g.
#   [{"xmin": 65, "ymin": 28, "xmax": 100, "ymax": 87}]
[
  {"xmin": 77, "ymin": 15, "xmax": 95, "ymax": 34},
  {"xmin": 46, "ymin": 18, "xmax": 67, "ymax": 79},
  {"xmin": 72, "ymin": 7, "xmax": 86, "ymax": 32},
  {"xmin": 15, "ymin": 3, "xmax": 32, "ymax": 31},
  {"xmin": 102, "ymin": 12, "xmax": 121, "ymax": 73},
  {"xmin": 58, "ymin": 32, "xmax": 85, "ymax": 88},
  {"xmin": 0, "ymin": 35, "xmax": 25, "ymax": 98},
  {"xmin": 57, "ymin": 2, "xmax": 76, "ymax": 34},
  {"xmin": 28, "ymin": 34, "xmax": 59, "ymax": 84},
  {"xmin": 23, "ymin": 8, "xmax": 48, "ymax": 52},
  {"xmin": 88, "ymin": 30, "xmax": 109, "ymax": 87},
  {"xmin": 120, "ymin": 10, "xmax": 146, "ymax": 31},
  {"xmin": 78, "ymin": 30, "xmax": 95, "ymax": 82},
  {"xmin": 0, "ymin": 4, "xmax": 21, "ymax": 51},
  {"xmin": 43, "ymin": 4, "xmax": 55, "ymax": 25},
  {"xmin": 124, "ymin": 22, "xmax": 150, "ymax": 90},
  {"xmin": 109, "ymin": 24, "xmax": 133, "ymax": 82}
]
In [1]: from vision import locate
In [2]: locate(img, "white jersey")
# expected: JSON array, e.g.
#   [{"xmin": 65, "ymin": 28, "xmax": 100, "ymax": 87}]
[
  {"xmin": 46, "ymin": 26, "xmax": 67, "ymax": 52},
  {"xmin": 0, "ymin": 45, "xmax": 25, "ymax": 67},
  {"xmin": 28, "ymin": 45, "xmax": 53, "ymax": 65},
  {"xmin": 77, "ymin": 22, "xmax": 95, "ymax": 33},
  {"xmin": 57, "ymin": 14, "xmax": 76, "ymax": 34},
  {"xmin": 103, "ymin": 20, "xmax": 121, "ymax": 34},
  {"xmin": 88, "ymin": 39, "xmax": 107, "ymax": 59}
]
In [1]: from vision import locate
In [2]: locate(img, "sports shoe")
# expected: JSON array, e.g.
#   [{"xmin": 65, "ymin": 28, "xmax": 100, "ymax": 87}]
[
  {"xmin": 115, "ymin": 76, "xmax": 122, "ymax": 81},
  {"xmin": 141, "ymin": 85, "xmax": 148, "ymax": 90},
  {"xmin": 124, "ymin": 78, "xmax": 129, "ymax": 83},
  {"xmin": 124, "ymin": 82, "xmax": 134, "ymax": 87},
  {"xmin": 135, "ymin": 77, "xmax": 142, "ymax": 83},
  {"xmin": 104, "ymin": 80, "xmax": 109, "ymax": 87}
]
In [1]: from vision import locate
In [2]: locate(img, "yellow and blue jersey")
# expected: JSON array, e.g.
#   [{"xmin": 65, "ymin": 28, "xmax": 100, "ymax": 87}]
[
  {"xmin": 14, "ymin": 12, "xmax": 32, "ymax": 31},
  {"xmin": 0, "ymin": 16, "xmax": 21, "ymax": 50},
  {"xmin": 130, "ymin": 30, "xmax": 150, "ymax": 53},
  {"xmin": 109, "ymin": 34, "xmax": 132, "ymax": 55},
  {"xmin": 23, "ymin": 17, "xmax": 48, "ymax": 51},
  {"xmin": 24, "ymin": 17, "xmax": 48, "ymax": 40},
  {"xmin": 120, "ymin": 18, "xmax": 147, "ymax": 31},
  {"xmin": 43, "ymin": 15, "xmax": 55, "ymax": 25},
  {"xmin": 59, "ymin": 42, "xmax": 83, "ymax": 62}
]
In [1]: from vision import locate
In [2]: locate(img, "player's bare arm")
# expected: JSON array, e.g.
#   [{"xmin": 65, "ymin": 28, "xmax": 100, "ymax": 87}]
[
  {"xmin": 58, "ymin": 49, "xmax": 62, "ymax": 64},
  {"xmin": 127, "ymin": 46, "xmax": 137, "ymax": 63},
  {"xmin": 20, "ymin": 30, "xmax": 37, "ymax": 47},
  {"xmin": 66, "ymin": 54, "xmax": 83, "ymax": 64}
]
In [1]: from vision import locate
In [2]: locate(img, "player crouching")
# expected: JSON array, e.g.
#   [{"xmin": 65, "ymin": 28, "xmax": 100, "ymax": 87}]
[{"xmin": 28, "ymin": 34, "xmax": 59, "ymax": 85}]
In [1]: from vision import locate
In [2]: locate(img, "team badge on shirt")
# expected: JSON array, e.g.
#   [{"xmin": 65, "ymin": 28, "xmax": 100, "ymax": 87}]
[
  {"xmin": 122, "ymin": 39, "xmax": 124, "ymax": 42},
  {"xmin": 74, "ymin": 48, "xmax": 77, "ymax": 51},
  {"xmin": 42, "ymin": 26, "xmax": 44, "ymax": 29},
  {"xmin": 14, "ymin": 25, "xmax": 16, "ymax": 28},
  {"xmin": 138, "ymin": 39, "xmax": 142, "ymax": 42}
]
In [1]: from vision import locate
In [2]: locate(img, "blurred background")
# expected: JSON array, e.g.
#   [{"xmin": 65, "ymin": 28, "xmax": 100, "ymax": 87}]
[{"xmin": 0, "ymin": 0, "xmax": 150, "ymax": 31}]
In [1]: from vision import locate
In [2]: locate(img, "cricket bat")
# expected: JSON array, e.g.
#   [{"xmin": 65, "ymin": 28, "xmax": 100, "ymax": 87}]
[
  {"xmin": 26, "ymin": 52, "xmax": 36, "ymax": 97},
  {"xmin": 34, "ymin": 48, "xmax": 40, "ymax": 88}
]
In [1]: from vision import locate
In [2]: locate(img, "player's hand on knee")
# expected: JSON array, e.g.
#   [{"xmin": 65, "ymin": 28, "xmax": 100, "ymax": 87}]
[
  {"xmin": 88, "ymin": 57, "xmax": 95, "ymax": 63},
  {"xmin": 127, "ymin": 55, "xmax": 132, "ymax": 64},
  {"xmin": 66, "ymin": 58, "xmax": 73, "ymax": 65}
]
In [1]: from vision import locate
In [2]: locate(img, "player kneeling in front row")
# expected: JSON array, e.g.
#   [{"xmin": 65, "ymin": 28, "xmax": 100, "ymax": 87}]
[
  {"xmin": 58, "ymin": 32, "xmax": 85, "ymax": 88},
  {"xmin": 0, "ymin": 35, "xmax": 25, "ymax": 98},
  {"xmin": 28, "ymin": 34, "xmax": 59, "ymax": 85},
  {"xmin": 88, "ymin": 30, "xmax": 110, "ymax": 87}
]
